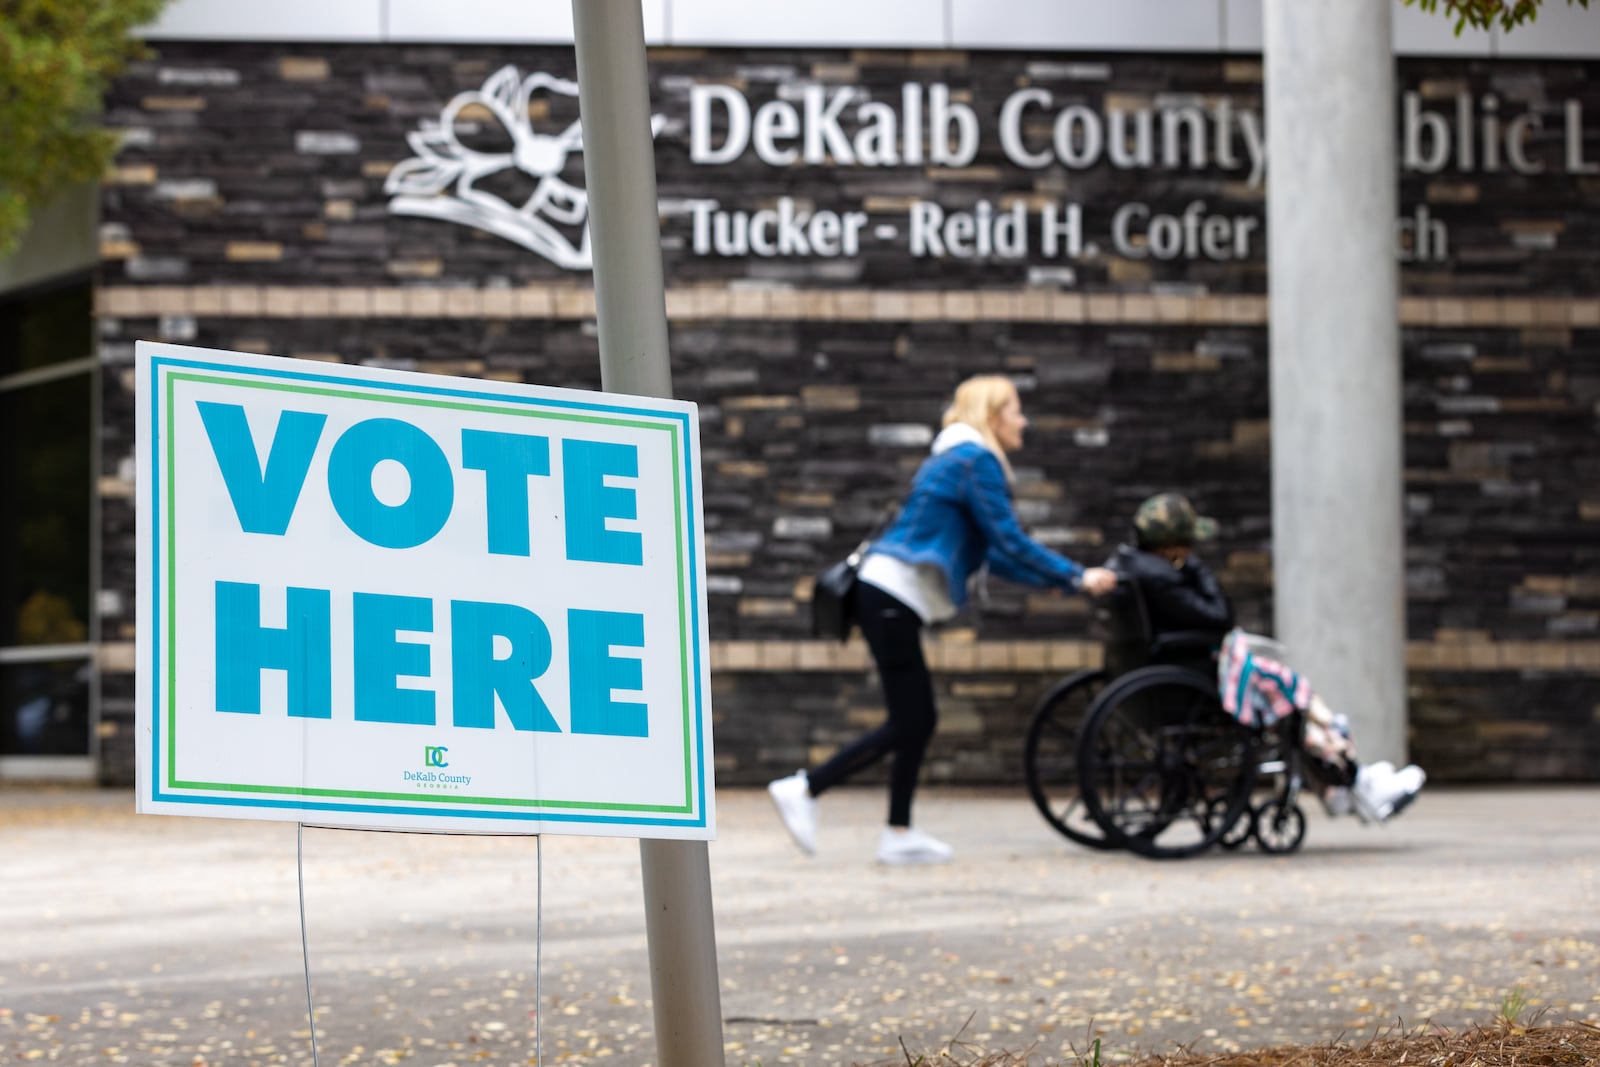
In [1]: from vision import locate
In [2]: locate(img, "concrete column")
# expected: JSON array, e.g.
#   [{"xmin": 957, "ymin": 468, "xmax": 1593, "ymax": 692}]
[{"xmin": 1264, "ymin": 0, "xmax": 1407, "ymax": 764}]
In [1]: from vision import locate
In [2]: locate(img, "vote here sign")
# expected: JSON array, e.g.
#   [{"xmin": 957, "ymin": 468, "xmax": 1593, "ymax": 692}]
[{"xmin": 133, "ymin": 342, "xmax": 714, "ymax": 838}]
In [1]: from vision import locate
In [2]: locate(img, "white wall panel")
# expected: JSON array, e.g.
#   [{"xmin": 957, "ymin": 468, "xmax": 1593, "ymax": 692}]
[
  {"xmin": 141, "ymin": 0, "xmax": 383, "ymax": 40},
  {"xmin": 1392, "ymin": 1, "xmax": 1494, "ymax": 56},
  {"xmin": 137, "ymin": 0, "xmax": 1599, "ymax": 57},
  {"xmin": 1493, "ymin": 3, "xmax": 1600, "ymax": 58},
  {"xmin": 386, "ymin": 0, "xmax": 668, "ymax": 44},
  {"xmin": 949, "ymin": 0, "xmax": 1224, "ymax": 52},
  {"xmin": 1222, "ymin": 0, "xmax": 1263, "ymax": 52},
  {"xmin": 669, "ymin": 0, "xmax": 944, "ymax": 48}
]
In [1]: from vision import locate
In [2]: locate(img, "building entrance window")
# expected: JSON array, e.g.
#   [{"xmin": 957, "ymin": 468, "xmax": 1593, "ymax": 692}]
[{"xmin": 0, "ymin": 278, "xmax": 96, "ymax": 777}]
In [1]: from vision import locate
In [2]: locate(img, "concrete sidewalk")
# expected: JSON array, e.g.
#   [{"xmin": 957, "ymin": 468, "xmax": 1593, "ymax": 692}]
[{"xmin": 2, "ymin": 784, "xmax": 1597, "ymax": 1066}]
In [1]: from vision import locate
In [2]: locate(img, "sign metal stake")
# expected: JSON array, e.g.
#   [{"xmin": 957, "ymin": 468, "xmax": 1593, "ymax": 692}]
[
  {"xmin": 297, "ymin": 823, "xmax": 322, "ymax": 1067},
  {"xmin": 569, "ymin": 3, "xmax": 727, "ymax": 1065}
]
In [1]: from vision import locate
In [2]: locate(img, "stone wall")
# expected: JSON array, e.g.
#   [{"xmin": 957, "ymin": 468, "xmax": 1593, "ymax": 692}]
[{"xmin": 93, "ymin": 42, "xmax": 1600, "ymax": 787}]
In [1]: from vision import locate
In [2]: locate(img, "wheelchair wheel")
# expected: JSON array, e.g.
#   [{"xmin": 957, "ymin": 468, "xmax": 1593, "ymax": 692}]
[
  {"xmin": 1076, "ymin": 665, "xmax": 1258, "ymax": 860},
  {"xmin": 1252, "ymin": 799, "xmax": 1307, "ymax": 854},
  {"xmin": 1213, "ymin": 797, "xmax": 1254, "ymax": 851},
  {"xmin": 1023, "ymin": 669, "xmax": 1114, "ymax": 850}
]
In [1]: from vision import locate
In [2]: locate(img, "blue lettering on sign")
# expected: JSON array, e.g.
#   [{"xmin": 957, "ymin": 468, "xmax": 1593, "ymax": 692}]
[
  {"xmin": 450, "ymin": 600, "xmax": 559, "ymax": 732},
  {"xmin": 198, "ymin": 401, "xmax": 663, "ymax": 738},
  {"xmin": 563, "ymin": 440, "xmax": 643, "ymax": 566},
  {"xmin": 197, "ymin": 403, "xmax": 652, "ymax": 567},
  {"xmin": 214, "ymin": 581, "xmax": 332, "ymax": 717},
  {"xmin": 353, "ymin": 592, "xmax": 436, "ymax": 725},
  {"xmin": 460, "ymin": 429, "xmax": 551, "ymax": 557},
  {"xmin": 568, "ymin": 609, "xmax": 648, "ymax": 737},
  {"xmin": 328, "ymin": 419, "xmax": 455, "ymax": 550},
  {"xmin": 197, "ymin": 402, "xmax": 326, "ymax": 536},
  {"xmin": 213, "ymin": 583, "xmax": 649, "ymax": 738}
]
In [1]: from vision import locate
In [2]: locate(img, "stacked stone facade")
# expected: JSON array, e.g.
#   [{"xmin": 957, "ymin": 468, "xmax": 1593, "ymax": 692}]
[{"xmin": 93, "ymin": 43, "xmax": 1600, "ymax": 787}]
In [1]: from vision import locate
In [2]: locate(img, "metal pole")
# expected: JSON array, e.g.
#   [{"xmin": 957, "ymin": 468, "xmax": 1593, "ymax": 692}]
[{"xmin": 569, "ymin": 4, "xmax": 727, "ymax": 1066}]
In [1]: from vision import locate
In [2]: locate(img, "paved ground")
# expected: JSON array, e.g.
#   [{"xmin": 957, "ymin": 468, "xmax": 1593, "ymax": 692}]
[{"xmin": 2, "ymin": 784, "xmax": 1597, "ymax": 1066}]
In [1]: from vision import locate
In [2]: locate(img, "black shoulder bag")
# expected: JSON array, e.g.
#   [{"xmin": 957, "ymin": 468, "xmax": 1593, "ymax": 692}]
[
  {"xmin": 810, "ymin": 542, "xmax": 869, "ymax": 642},
  {"xmin": 810, "ymin": 509, "xmax": 897, "ymax": 643}
]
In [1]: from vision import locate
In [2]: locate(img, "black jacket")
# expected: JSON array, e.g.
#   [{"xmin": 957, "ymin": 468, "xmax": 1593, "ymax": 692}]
[{"xmin": 1108, "ymin": 544, "xmax": 1235, "ymax": 638}]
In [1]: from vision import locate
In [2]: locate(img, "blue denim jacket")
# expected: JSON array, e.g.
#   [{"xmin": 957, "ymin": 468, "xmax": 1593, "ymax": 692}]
[{"xmin": 867, "ymin": 435, "xmax": 1085, "ymax": 609}]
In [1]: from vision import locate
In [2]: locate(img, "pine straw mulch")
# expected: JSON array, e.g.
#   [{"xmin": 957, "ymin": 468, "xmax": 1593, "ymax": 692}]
[{"xmin": 871, "ymin": 1019, "xmax": 1600, "ymax": 1067}]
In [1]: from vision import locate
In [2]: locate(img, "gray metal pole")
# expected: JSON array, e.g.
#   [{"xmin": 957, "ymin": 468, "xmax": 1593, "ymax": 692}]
[
  {"xmin": 572, "ymin": 0, "xmax": 673, "ymax": 399},
  {"xmin": 569, "ymin": 3, "xmax": 727, "ymax": 1066},
  {"xmin": 1265, "ymin": 0, "xmax": 1408, "ymax": 763}
]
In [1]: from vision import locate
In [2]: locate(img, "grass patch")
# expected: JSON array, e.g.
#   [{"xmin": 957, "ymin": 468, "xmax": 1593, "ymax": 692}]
[{"xmin": 860, "ymin": 1019, "xmax": 1600, "ymax": 1066}]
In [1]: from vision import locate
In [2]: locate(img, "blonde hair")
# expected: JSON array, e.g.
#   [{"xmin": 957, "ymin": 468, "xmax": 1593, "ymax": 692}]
[{"xmin": 942, "ymin": 374, "xmax": 1017, "ymax": 480}]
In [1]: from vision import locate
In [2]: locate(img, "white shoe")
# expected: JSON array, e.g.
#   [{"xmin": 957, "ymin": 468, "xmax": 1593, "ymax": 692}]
[
  {"xmin": 767, "ymin": 771, "xmax": 818, "ymax": 855},
  {"xmin": 1353, "ymin": 762, "xmax": 1421, "ymax": 823},
  {"xmin": 1388, "ymin": 764, "xmax": 1427, "ymax": 817},
  {"xmin": 875, "ymin": 827, "xmax": 953, "ymax": 866}
]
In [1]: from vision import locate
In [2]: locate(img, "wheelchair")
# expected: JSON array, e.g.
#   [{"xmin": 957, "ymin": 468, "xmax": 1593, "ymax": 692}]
[{"xmin": 1023, "ymin": 575, "xmax": 1313, "ymax": 860}]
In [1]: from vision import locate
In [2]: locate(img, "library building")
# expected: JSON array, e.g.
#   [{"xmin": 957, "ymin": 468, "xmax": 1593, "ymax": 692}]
[{"xmin": 1, "ymin": 0, "xmax": 1596, "ymax": 786}]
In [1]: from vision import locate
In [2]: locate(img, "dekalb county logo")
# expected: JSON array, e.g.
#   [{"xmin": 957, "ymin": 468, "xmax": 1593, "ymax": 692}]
[
  {"xmin": 384, "ymin": 65, "xmax": 666, "ymax": 270},
  {"xmin": 406, "ymin": 747, "xmax": 471, "ymax": 789}
]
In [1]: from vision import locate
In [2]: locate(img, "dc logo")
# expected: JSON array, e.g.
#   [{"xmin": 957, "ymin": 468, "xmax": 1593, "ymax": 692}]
[{"xmin": 424, "ymin": 746, "xmax": 449, "ymax": 769}]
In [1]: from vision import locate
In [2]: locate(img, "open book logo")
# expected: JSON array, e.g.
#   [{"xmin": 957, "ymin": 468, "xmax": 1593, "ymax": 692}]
[{"xmin": 385, "ymin": 65, "xmax": 665, "ymax": 270}]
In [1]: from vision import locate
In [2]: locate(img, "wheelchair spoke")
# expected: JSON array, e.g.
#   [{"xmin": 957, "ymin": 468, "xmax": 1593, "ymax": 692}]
[
  {"xmin": 1054, "ymin": 794, "xmax": 1089, "ymax": 823},
  {"xmin": 1040, "ymin": 717, "xmax": 1077, "ymax": 741}
]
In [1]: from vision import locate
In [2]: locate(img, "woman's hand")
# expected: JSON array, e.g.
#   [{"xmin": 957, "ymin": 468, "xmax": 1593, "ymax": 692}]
[{"xmin": 1080, "ymin": 567, "xmax": 1118, "ymax": 596}]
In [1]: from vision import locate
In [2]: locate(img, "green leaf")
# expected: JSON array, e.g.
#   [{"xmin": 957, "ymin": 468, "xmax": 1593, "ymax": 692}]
[{"xmin": 0, "ymin": 0, "xmax": 169, "ymax": 258}]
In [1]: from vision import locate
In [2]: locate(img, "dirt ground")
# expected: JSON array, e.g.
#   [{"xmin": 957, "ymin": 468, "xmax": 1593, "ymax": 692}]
[
  {"xmin": 3, "ymin": 784, "xmax": 1598, "ymax": 1066},
  {"xmin": 888, "ymin": 1020, "xmax": 1600, "ymax": 1066}
]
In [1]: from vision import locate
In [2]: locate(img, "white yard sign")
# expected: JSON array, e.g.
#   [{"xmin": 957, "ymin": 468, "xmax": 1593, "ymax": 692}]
[{"xmin": 134, "ymin": 342, "xmax": 714, "ymax": 838}]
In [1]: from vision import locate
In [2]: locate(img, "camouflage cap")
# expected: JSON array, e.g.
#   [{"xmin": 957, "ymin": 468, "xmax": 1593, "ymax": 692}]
[{"xmin": 1133, "ymin": 493, "xmax": 1218, "ymax": 547}]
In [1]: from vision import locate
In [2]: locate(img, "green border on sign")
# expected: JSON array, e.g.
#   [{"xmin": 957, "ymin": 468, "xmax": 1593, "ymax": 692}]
[{"xmin": 162, "ymin": 370, "xmax": 697, "ymax": 815}]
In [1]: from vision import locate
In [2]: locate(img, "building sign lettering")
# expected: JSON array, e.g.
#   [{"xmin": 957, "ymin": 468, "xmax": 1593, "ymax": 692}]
[{"xmin": 387, "ymin": 66, "xmax": 1597, "ymax": 270}]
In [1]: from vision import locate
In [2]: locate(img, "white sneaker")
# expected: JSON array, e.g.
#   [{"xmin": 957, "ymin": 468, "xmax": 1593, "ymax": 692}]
[
  {"xmin": 1388, "ymin": 764, "xmax": 1427, "ymax": 817},
  {"xmin": 767, "ymin": 771, "xmax": 818, "ymax": 855},
  {"xmin": 1351, "ymin": 764, "xmax": 1391, "ymax": 822},
  {"xmin": 1353, "ymin": 762, "xmax": 1420, "ymax": 823},
  {"xmin": 875, "ymin": 827, "xmax": 953, "ymax": 866}
]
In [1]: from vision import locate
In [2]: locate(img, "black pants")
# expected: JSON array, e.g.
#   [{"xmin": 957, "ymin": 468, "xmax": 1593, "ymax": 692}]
[{"xmin": 806, "ymin": 582, "xmax": 936, "ymax": 828}]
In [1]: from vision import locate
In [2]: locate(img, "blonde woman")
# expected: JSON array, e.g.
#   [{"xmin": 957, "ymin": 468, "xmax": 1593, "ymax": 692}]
[{"xmin": 769, "ymin": 376, "xmax": 1116, "ymax": 865}]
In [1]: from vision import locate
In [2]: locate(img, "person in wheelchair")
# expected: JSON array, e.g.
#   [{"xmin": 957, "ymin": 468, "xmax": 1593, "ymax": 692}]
[
  {"xmin": 1115, "ymin": 492, "xmax": 1425, "ymax": 825},
  {"xmin": 1108, "ymin": 491, "xmax": 1235, "ymax": 642}
]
